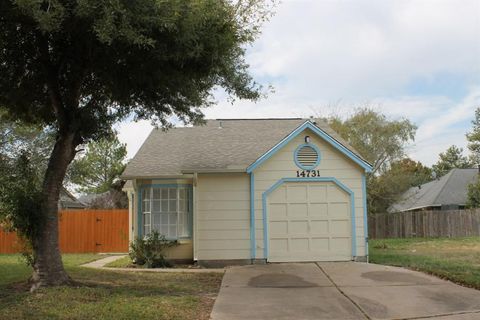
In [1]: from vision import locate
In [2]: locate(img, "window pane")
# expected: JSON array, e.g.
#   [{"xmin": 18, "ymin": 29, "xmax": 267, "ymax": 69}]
[
  {"xmin": 179, "ymin": 188, "xmax": 185, "ymax": 200},
  {"xmin": 161, "ymin": 188, "xmax": 168, "ymax": 199},
  {"xmin": 169, "ymin": 225, "xmax": 177, "ymax": 238},
  {"xmin": 144, "ymin": 225, "xmax": 151, "ymax": 235},
  {"xmin": 152, "ymin": 200, "xmax": 160, "ymax": 212},
  {"xmin": 161, "ymin": 200, "xmax": 168, "ymax": 212},
  {"xmin": 169, "ymin": 213, "xmax": 177, "ymax": 224},
  {"xmin": 153, "ymin": 188, "xmax": 161, "ymax": 200},
  {"xmin": 160, "ymin": 213, "xmax": 168, "ymax": 225},
  {"xmin": 160, "ymin": 225, "xmax": 168, "ymax": 237},
  {"xmin": 169, "ymin": 188, "xmax": 177, "ymax": 199},
  {"xmin": 182, "ymin": 212, "xmax": 189, "ymax": 237},
  {"xmin": 152, "ymin": 213, "xmax": 160, "ymax": 226},
  {"xmin": 179, "ymin": 200, "xmax": 185, "ymax": 212},
  {"xmin": 142, "ymin": 189, "xmax": 149, "ymax": 200},
  {"xmin": 144, "ymin": 213, "xmax": 150, "ymax": 225},
  {"xmin": 143, "ymin": 200, "xmax": 150, "ymax": 212},
  {"xmin": 169, "ymin": 200, "xmax": 177, "ymax": 211},
  {"xmin": 178, "ymin": 211, "xmax": 183, "ymax": 226}
]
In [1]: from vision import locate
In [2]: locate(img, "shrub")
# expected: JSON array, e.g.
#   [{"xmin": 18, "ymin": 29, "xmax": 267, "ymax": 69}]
[{"xmin": 129, "ymin": 231, "xmax": 178, "ymax": 268}]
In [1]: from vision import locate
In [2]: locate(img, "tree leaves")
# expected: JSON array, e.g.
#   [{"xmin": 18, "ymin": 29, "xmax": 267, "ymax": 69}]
[
  {"xmin": 432, "ymin": 145, "xmax": 471, "ymax": 178},
  {"xmin": 69, "ymin": 134, "xmax": 127, "ymax": 194},
  {"xmin": 328, "ymin": 108, "xmax": 417, "ymax": 175}
]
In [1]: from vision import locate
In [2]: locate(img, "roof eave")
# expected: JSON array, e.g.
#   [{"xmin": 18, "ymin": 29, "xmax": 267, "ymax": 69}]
[
  {"xmin": 120, "ymin": 174, "xmax": 194, "ymax": 180},
  {"xmin": 181, "ymin": 168, "xmax": 246, "ymax": 174}
]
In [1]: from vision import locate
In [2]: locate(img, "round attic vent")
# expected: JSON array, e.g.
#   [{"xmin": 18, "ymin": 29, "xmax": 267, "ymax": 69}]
[{"xmin": 294, "ymin": 144, "xmax": 320, "ymax": 170}]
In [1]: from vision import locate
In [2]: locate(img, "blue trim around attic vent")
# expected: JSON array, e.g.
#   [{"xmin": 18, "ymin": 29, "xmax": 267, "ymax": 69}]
[
  {"xmin": 246, "ymin": 121, "xmax": 372, "ymax": 173},
  {"xmin": 294, "ymin": 143, "xmax": 321, "ymax": 170}
]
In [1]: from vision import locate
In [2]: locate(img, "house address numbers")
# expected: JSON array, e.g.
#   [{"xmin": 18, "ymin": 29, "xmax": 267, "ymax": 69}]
[{"xmin": 296, "ymin": 170, "xmax": 321, "ymax": 178}]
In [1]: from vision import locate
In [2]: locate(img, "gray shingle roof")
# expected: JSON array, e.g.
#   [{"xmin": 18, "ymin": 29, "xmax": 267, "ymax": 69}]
[
  {"xmin": 60, "ymin": 188, "xmax": 86, "ymax": 209},
  {"xmin": 122, "ymin": 118, "xmax": 367, "ymax": 178},
  {"xmin": 388, "ymin": 168, "xmax": 479, "ymax": 213}
]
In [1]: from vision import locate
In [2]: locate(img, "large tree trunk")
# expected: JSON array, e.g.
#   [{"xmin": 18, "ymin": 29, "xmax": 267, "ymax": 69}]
[{"xmin": 30, "ymin": 131, "xmax": 79, "ymax": 291}]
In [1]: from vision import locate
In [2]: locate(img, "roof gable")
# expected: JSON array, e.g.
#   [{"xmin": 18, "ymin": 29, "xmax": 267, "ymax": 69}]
[{"xmin": 246, "ymin": 121, "xmax": 372, "ymax": 173}]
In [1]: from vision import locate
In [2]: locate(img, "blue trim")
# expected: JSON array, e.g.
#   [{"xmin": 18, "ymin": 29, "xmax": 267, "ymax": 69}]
[
  {"xmin": 362, "ymin": 174, "xmax": 369, "ymax": 256},
  {"xmin": 262, "ymin": 192, "xmax": 269, "ymax": 258},
  {"xmin": 247, "ymin": 121, "xmax": 372, "ymax": 173},
  {"xmin": 294, "ymin": 143, "xmax": 321, "ymax": 170},
  {"xmin": 262, "ymin": 177, "xmax": 357, "ymax": 260},
  {"xmin": 136, "ymin": 183, "xmax": 194, "ymax": 240},
  {"xmin": 250, "ymin": 173, "xmax": 256, "ymax": 260}
]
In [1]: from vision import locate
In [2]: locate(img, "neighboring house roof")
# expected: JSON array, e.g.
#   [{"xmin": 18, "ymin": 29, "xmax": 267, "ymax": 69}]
[
  {"xmin": 78, "ymin": 193, "xmax": 105, "ymax": 205},
  {"xmin": 388, "ymin": 168, "xmax": 479, "ymax": 213},
  {"xmin": 122, "ymin": 118, "xmax": 371, "ymax": 178},
  {"xmin": 60, "ymin": 188, "xmax": 86, "ymax": 209}
]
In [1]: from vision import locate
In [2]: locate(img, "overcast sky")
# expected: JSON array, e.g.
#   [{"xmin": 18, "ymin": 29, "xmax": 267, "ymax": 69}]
[{"xmin": 118, "ymin": 0, "xmax": 480, "ymax": 166}]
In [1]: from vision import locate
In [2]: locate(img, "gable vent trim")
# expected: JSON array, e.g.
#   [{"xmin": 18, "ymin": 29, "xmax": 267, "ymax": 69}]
[{"xmin": 294, "ymin": 144, "xmax": 321, "ymax": 170}]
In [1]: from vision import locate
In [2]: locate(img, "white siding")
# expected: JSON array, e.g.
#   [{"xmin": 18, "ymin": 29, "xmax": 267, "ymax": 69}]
[
  {"xmin": 253, "ymin": 128, "xmax": 367, "ymax": 259},
  {"xmin": 196, "ymin": 173, "xmax": 251, "ymax": 260}
]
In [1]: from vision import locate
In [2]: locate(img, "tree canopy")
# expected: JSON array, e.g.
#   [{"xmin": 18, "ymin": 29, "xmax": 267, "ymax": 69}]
[
  {"xmin": 328, "ymin": 108, "xmax": 417, "ymax": 175},
  {"xmin": 368, "ymin": 158, "xmax": 432, "ymax": 214},
  {"xmin": 69, "ymin": 135, "xmax": 127, "ymax": 194},
  {"xmin": 0, "ymin": 0, "xmax": 273, "ymax": 289},
  {"xmin": 327, "ymin": 108, "xmax": 420, "ymax": 215},
  {"xmin": 467, "ymin": 107, "xmax": 480, "ymax": 166},
  {"xmin": 432, "ymin": 145, "xmax": 471, "ymax": 177}
]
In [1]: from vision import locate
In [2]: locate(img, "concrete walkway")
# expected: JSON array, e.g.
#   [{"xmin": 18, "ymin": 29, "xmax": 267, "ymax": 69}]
[
  {"xmin": 82, "ymin": 255, "xmax": 127, "ymax": 268},
  {"xmin": 81, "ymin": 255, "xmax": 225, "ymax": 273},
  {"xmin": 210, "ymin": 262, "xmax": 480, "ymax": 320}
]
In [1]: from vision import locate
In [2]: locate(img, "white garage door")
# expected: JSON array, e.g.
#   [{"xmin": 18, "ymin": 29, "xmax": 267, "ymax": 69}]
[{"xmin": 267, "ymin": 182, "xmax": 352, "ymax": 262}]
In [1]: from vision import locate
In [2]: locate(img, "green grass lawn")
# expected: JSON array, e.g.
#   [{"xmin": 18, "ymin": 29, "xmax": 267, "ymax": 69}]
[
  {"xmin": 0, "ymin": 254, "xmax": 223, "ymax": 320},
  {"xmin": 370, "ymin": 237, "xmax": 480, "ymax": 289},
  {"xmin": 104, "ymin": 255, "xmax": 133, "ymax": 268}
]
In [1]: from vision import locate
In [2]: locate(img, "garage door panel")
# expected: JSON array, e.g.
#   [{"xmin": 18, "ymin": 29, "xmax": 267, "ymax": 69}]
[
  {"xmin": 329, "ymin": 203, "xmax": 349, "ymax": 218},
  {"xmin": 270, "ymin": 186, "xmax": 287, "ymax": 203},
  {"xmin": 330, "ymin": 220, "xmax": 350, "ymax": 234},
  {"xmin": 331, "ymin": 238, "xmax": 350, "ymax": 252},
  {"xmin": 270, "ymin": 221, "xmax": 288, "ymax": 235},
  {"xmin": 310, "ymin": 220, "xmax": 329, "ymax": 234},
  {"xmin": 309, "ymin": 203, "xmax": 328, "ymax": 215},
  {"xmin": 290, "ymin": 220, "xmax": 309, "ymax": 234},
  {"xmin": 287, "ymin": 186, "xmax": 308, "ymax": 202},
  {"xmin": 270, "ymin": 203, "xmax": 287, "ymax": 219},
  {"xmin": 328, "ymin": 186, "xmax": 349, "ymax": 202},
  {"xmin": 291, "ymin": 238, "xmax": 309, "ymax": 251},
  {"xmin": 311, "ymin": 237, "xmax": 329, "ymax": 250},
  {"xmin": 268, "ymin": 181, "xmax": 352, "ymax": 262},
  {"xmin": 270, "ymin": 238, "xmax": 288, "ymax": 251},
  {"xmin": 308, "ymin": 185, "xmax": 327, "ymax": 201},
  {"xmin": 289, "ymin": 203, "xmax": 308, "ymax": 216}
]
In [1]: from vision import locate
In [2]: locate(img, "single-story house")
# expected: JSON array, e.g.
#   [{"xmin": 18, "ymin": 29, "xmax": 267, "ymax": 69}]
[
  {"xmin": 388, "ymin": 168, "xmax": 478, "ymax": 213},
  {"xmin": 122, "ymin": 118, "xmax": 372, "ymax": 266}
]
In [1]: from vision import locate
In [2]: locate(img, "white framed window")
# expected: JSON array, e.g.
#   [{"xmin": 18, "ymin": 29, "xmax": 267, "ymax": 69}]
[{"xmin": 141, "ymin": 186, "xmax": 191, "ymax": 239}]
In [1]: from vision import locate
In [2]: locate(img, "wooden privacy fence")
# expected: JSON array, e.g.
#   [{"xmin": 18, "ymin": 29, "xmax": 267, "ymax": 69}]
[
  {"xmin": 0, "ymin": 209, "xmax": 129, "ymax": 253},
  {"xmin": 369, "ymin": 209, "xmax": 480, "ymax": 239}
]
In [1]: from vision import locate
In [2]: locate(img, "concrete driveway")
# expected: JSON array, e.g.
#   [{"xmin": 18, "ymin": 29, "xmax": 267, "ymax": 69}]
[{"xmin": 210, "ymin": 262, "xmax": 480, "ymax": 320}]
